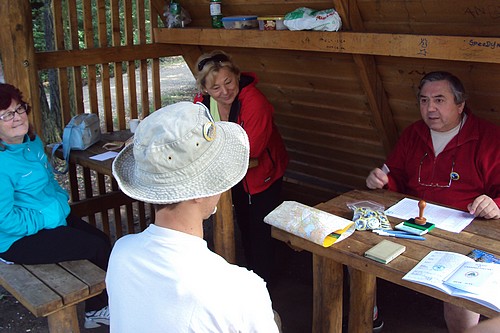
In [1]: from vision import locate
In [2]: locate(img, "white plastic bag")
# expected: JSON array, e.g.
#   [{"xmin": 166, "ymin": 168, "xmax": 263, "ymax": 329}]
[
  {"xmin": 284, "ymin": 7, "xmax": 342, "ymax": 32},
  {"xmin": 163, "ymin": 4, "xmax": 192, "ymax": 28},
  {"xmin": 347, "ymin": 200, "xmax": 391, "ymax": 231}
]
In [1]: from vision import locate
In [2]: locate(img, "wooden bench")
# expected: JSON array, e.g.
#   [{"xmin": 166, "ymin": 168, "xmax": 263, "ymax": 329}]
[{"xmin": 0, "ymin": 260, "xmax": 106, "ymax": 333}]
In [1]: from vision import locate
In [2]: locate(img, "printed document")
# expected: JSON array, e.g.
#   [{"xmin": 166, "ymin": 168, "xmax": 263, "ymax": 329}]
[
  {"xmin": 403, "ymin": 251, "xmax": 500, "ymax": 312},
  {"xmin": 385, "ymin": 198, "xmax": 474, "ymax": 233}
]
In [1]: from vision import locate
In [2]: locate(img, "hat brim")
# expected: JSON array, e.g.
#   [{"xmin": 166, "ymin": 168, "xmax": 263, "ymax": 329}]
[{"xmin": 112, "ymin": 121, "xmax": 249, "ymax": 204}]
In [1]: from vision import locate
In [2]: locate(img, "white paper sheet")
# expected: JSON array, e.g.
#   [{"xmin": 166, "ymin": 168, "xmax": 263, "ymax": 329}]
[
  {"xmin": 89, "ymin": 151, "xmax": 118, "ymax": 161},
  {"xmin": 385, "ymin": 198, "xmax": 474, "ymax": 233}
]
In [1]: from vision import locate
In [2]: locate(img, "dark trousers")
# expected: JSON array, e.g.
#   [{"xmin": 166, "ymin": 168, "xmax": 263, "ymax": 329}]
[
  {"xmin": 0, "ymin": 214, "xmax": 111, "ymax": 311},
  {"xmin": 232, "ymin": 178, "xmax": 283, "ymax": 287}
]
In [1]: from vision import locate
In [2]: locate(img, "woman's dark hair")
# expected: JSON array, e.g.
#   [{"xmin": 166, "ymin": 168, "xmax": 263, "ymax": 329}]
[
  {"xmin": 417, "ymin": 71, "xmax": 467, "ymax": 105},
  {"xmin": 0, "ymin": 83, "xmax": 36, "ymax": 149}
]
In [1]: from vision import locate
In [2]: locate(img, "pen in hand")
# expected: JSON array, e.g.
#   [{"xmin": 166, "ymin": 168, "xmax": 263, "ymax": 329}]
[{"xmin": 381, "ymin": 164, "xmax": 390, "ymax": 175}]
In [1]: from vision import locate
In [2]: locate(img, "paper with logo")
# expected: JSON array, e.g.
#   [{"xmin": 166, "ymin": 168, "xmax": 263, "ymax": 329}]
[
  {"xmin": 264, "ymin": 201, "xmax": 355, "ymax": 247},
  {"xmin": 403, "ymin": 250, "xmax": 500, "ymax": 312},
  {"xmin": 443, "ymin": 261, "xmax": 500, "ymax": 295}
]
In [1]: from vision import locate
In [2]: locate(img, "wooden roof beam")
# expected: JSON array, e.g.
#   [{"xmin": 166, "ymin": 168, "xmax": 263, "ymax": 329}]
[
  {"xmin": 153, "ymin": 29, "xmax": 500, "ymax": 65},
  {"xmin": 334, "ymin": 0, "xmax": 399, "ymax": 153}
]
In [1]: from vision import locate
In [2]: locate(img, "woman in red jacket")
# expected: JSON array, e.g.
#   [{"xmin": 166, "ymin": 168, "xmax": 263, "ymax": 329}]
[{"xmin": 194, "ymin": 50, "xmax": 289, "ymax": 287}]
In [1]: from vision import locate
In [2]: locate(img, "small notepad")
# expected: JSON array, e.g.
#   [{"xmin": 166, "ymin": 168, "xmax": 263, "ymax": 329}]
[{"xmin": 364, "ymin": 240, "xmax": 406, "ymax": 264}]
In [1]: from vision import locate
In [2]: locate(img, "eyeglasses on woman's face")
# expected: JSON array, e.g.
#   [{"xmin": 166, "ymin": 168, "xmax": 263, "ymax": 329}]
[{"xmin": 0, "ymin": 103, "xmax": 28, "ymax": 122}]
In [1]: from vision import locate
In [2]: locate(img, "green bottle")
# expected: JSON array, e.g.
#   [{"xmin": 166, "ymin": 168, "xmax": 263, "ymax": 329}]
[
  {"xmin": 210, "ymin": 0, "xmax": 223, "ymax": 28},
  {"xmin": 169, "ymin": 0, "xmax": 182, "ymax": 28}
]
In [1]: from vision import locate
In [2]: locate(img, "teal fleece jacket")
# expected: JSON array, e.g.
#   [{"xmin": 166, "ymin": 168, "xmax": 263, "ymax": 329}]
[{"xmin": 0, "ymin": 135, "xmax": 70, "ymax": 253}]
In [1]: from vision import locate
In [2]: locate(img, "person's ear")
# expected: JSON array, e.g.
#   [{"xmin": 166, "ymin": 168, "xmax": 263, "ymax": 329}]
[{"xmin": 458, "ymin": 102, "xmax": 465, "ymax": 114}]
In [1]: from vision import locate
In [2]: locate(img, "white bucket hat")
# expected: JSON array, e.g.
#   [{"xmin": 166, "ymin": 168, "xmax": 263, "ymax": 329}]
[{"xmin": 112, "ymin": 102, "xmax": 249, "ymax": 204}]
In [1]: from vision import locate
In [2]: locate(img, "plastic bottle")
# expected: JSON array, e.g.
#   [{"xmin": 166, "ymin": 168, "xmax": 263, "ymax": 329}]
[
  {"xmin": 169, "ymin": 0, "xmax": 182, "ymax": 28},
  {"xmin": 210, "ymin": 0, "xmax": 223, "ymax": 28}
]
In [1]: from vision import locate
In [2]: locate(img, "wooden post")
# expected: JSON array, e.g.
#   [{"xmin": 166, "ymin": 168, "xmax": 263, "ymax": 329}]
[
  {"xmin": 348, "ymin": 268, "xmax": 376, "ymax": 333},
  {"xmin": 213, "ymin": 190, "xmax": 236, "ymax": 263},
  {"xmin": 312, "ymin": 254, "xmax": 344, "ymax": 333},
  {"xmin": 0, "ymin": 0, "xmax": 43, "ymax": 138},
  {"xmin": 212, "ymin": 161, "xmax": 258, "ymax": 263}
]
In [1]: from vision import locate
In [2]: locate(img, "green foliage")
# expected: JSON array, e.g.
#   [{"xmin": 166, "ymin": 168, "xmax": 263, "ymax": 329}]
[
  {"xmin": 31, "ymin": 0, "xmax": 156, "ymax": 51},
  {"xmin": 30, "ymin": 0, "xmax": 160, "ymax": 85},
  {"xmin": 30, "ymin": 0, "xmax": 48, "ymax": 52}
]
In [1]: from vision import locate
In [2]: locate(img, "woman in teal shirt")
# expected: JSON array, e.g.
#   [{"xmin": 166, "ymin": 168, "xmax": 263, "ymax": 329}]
[{"xmin": 0, "ymin": 83, "xmax": 110, "ymax": 329}]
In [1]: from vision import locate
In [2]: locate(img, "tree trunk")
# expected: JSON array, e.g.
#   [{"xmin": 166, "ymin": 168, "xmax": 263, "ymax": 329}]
[{"xmin": 40, "ymin": 0, "xmax": 62, "ymax": 143}]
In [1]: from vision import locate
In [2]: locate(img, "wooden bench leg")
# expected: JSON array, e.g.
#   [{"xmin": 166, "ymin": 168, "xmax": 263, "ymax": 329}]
[{"xmin": 47, "ymin": 304, "xmax": 80, "ymax": 333}]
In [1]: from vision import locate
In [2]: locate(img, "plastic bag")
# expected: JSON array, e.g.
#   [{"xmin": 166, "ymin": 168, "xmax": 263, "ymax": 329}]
[
  {"xmin": 347, "ymin": 201, "xmax": 391, "ymax": 231},
  {"xmin": 163, "ymin": 5, "xmax": 192, "ymax": 28},
  {"xmin": 283, "ymin": 7, "xmax": 342, "ymax": 31}
]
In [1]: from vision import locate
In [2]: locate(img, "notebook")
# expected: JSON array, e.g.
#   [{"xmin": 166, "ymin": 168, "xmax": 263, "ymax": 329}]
[{"xmin": 364, "ymin": 240, "xmax": 406, "ymax": 264}]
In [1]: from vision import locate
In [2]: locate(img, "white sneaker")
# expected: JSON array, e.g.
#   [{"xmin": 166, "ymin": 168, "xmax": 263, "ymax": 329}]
[{"xmin": 84, "ymin": 305, "xmax": 110, "ymax": 329}]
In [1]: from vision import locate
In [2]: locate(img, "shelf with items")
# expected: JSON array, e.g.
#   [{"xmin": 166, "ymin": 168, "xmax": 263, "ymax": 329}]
[{"xmin": 153, "ymin": 27, "xmax": 500, "ymax": 64}]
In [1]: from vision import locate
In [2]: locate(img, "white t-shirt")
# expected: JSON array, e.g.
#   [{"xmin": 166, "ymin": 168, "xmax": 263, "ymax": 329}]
[{"xmin": 106, "ymin": 224, "xmax": 279, "ymax": 333}]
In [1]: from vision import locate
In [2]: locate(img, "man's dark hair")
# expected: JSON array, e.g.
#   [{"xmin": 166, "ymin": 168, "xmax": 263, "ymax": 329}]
[{"xmin": 418, "ymin": 71, "xmax": 466, "ymax": 105}]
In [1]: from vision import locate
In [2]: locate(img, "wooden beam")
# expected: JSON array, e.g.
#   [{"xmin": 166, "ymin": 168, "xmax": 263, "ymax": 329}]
[
  {"xmin": 353, "ymin": 56, "xmax": 399, "ymax": 153},
  {"xmin": 334, "ymin": 0, "xmax": 399, "ymax": 153},
  {"xmin": 153, "ymin": 28, "xmax": 500, "ymax": 65},
  {"xmin": 70, "ymin": 191, "xmax": 136, "ymax": 217},
  {"xmin": 35, "ymin": 44, "xmax": 182, "ymax": 69},
  {"xmin": 179, "ymin": 45, "xmax": 205, "ymax": 76},
  {"xmin": 0, "ymin": 0, "xmax": 43, "ymax": 137}
]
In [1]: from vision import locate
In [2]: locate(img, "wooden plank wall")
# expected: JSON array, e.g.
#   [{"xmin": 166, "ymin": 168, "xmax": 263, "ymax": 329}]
[{"xmin": 172, "ymin": 0, "xmax": 500, "ymax": 206}]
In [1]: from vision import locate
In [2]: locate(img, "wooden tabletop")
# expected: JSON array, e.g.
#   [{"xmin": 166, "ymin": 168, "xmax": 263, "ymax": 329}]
[
  {"xmin": 62, "ymin": 130, "xmax": 134, "ymax": 177},
  {"xmin": 272, "ymin": 189, "xmax": 500, "ymax": 332}
]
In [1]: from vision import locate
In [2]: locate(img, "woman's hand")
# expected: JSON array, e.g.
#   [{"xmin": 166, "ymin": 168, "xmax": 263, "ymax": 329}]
[{"xmin": 467, "ymin": 195, "xmax": 500, "ymax": 219}]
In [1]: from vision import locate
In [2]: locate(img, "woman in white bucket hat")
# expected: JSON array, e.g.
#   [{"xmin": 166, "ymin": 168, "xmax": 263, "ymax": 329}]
[{"xmin": 107, "ymin": 102, "xmax": 280, "ymax": 332}]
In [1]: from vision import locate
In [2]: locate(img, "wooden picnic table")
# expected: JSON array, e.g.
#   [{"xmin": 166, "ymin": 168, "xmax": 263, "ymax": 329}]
[{"xmin": 272, "ymin": 189, "xmax": 500, "ymax": 333}]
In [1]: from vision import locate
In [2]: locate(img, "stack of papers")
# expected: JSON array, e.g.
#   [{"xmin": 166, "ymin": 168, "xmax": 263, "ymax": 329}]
[{"xmin": 385, "ymin": 198, "xmax": 474, "ymax": 233}]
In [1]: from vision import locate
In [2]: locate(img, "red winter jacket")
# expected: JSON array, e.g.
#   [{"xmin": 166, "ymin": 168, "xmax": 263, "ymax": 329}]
[{"xmin": 194, "ymin": 73, "xmax": 289, "ymax": 195}]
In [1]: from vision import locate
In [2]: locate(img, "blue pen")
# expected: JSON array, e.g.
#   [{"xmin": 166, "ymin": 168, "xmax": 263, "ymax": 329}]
[
  {"xmin": 377, "ymin": 231, "xmax": 426, "ymax": 241},
  {"xmin": 382, "ymin": 230, "xmax": 415, "ymax": 236}
]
